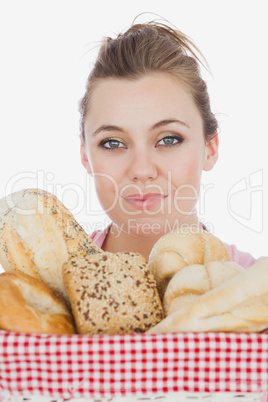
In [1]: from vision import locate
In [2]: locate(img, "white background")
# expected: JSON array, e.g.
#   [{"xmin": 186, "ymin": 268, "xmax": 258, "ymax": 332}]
[{"xmin": 0, "ymin": 0, "xmax": 267, "ymax": 263}]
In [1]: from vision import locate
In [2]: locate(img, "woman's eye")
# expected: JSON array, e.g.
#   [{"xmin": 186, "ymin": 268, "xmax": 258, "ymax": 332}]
[
  {"xmin": 157, "ymin": 135, "xmax": 183, "ymax": 146},
  {"xmin": 100, "ymin": 139, "xmax": 125, "ymax": 149}
]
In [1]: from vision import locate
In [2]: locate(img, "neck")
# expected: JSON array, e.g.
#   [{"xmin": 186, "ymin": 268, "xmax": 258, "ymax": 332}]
[
  {"xmin": 102, "ymin": 224, "xmax": 159, "ymax": 262},
  {"xmin": 102, "ymin": 218, "xmax": 202, "ymax": 262}
]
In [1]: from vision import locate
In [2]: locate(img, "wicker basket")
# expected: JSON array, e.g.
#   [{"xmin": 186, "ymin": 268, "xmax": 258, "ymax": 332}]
[{"xmin": 0, "ymin": 391, "xmax": 265, "ymax": 401}]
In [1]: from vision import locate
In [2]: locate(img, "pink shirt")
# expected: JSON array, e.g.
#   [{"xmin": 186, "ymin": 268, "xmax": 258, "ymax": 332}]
[{"xmin": 90, "ymin": 224, "xmax": 258, "ymax": 268}]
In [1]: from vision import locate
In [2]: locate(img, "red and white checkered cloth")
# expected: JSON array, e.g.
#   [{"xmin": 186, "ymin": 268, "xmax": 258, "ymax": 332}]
[{"xmin": 0, "ymin": 330, "xmax": 268, "ymax": 400}]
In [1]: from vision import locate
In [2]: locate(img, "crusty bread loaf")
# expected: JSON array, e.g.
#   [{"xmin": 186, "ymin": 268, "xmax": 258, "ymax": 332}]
[
  {"xmin": 0, "ymin": 188, "xmax": 102, "ymax": 301},
  {"xmin": 63, "ymin": 251, "xmax": 164, "ymax": 335},
  {"xmin": 164, "ymin": 261, "xmax": 244, "ymax": 315},
  {"xmin": 148, "ymin": 257, "xmax": 268, "ymax": 333},
  {"xmin": 0, "ymin": 271, "xmax": 75, "ymax": 334},
  {"xmin": 148, "ymin": 227, "xmax": 231, "ymax": 299}
]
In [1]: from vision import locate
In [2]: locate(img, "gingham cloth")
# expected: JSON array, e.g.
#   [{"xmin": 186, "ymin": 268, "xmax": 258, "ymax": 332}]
[{"xmin": 0, "ymin": 330, "xmax": 268, "ymax": 400}]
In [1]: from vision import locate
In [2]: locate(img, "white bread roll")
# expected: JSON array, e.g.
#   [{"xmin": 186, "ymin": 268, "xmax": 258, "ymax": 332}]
[
  {"xmin": 0, "ymin": 271, "xmax": 75, "ymax": 334},
  {"xmin": 148, "ymin": 227, "xmax": 230, "ymax": 299},
  {"xmin": 148, "ymin": 257, "xmax": 268, "ymax": 333},
  {"xmin": 164, "ymin": 261, "xmax": 244, "ymax": 315},
  {"xmin": 63, "ymin": 252, "xmax": 164, "ymax": 335},
  {"xmin": 0, "ymin": 188, "xmax": 102, "ymax": 301}
]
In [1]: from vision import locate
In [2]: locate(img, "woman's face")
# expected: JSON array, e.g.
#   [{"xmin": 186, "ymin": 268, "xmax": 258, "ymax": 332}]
[{"xmin": 81, "ymin": 73, "xmax": 218, "ymax": 238}]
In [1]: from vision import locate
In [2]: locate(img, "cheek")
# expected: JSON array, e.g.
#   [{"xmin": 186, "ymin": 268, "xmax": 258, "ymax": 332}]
[
  {"xmin": 185, "ymin": 158, "xmax": 203, "ymax": 182},
  {"xmin": 94, "ymin": 175, "xmax": 118, "ymax": 212},
  {"xmin": 167, "ymin": 154, "xmax": 204, "ymax": 188},
  {"xmin": 169, "ymin": 156, "xmax": 204, "ymax": 214},
  {"xmin": 95, "ymin": 175, "xmax": 117, "ymax": 192},
  {"xmin": 88, "ymin": 152, "xmax": 126, "ymax": 210},
  {"xmin": 95, "ymin": 172, "xmax": 118, "ymax": 196},
  {"xmin": 89, "ymin": 151, "xmax": 125, "ymax": 180}
]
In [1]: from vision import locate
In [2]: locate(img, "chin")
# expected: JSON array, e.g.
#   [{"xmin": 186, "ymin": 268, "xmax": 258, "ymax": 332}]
[
  {"xmin": 131, "ymin": 215, "xmax": 199, "ymax": 237},
  {"xmin": 122, "ymin": 218, "xmax": 169, "ymax": 240}
]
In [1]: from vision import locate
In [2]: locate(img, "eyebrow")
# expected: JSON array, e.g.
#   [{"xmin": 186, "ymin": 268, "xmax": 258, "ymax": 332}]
[{"xmin": 91, "ymin": 118, "xmax": 190, "ymax": 137}]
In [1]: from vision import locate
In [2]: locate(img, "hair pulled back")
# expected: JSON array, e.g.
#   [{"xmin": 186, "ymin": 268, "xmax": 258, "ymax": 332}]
[{"xmin": 79, "ymin": 20, "xmax": 218, "ymax": 143}]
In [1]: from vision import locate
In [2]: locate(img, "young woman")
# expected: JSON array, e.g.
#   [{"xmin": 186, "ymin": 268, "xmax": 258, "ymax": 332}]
[{"xmin": 79, "ymin": 20, "xmax": 257, "ymax": 268}]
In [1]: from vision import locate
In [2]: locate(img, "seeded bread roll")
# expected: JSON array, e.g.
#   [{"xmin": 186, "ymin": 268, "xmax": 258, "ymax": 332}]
[
  {"xmin": 0, "ymin": 271, "xmax": 75, "ymax": 335},
  {"xmin": 63, "ymin": 252, "xmax": 164, "ymax": 335}
]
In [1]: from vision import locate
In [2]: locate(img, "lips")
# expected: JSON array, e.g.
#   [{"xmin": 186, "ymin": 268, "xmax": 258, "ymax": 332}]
[
  {"xmin": 123, "ymin": 193, "xmax": 166, "ymax": 200},
  {"xmin": 122, "ymin": 193, "xmax": 168, "ymax": 210}
]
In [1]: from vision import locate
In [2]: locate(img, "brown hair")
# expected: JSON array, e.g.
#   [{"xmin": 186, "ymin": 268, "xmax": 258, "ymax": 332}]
[{"xmin": 79, "ymin": 20, "xmax": 218, "ymax": 143}]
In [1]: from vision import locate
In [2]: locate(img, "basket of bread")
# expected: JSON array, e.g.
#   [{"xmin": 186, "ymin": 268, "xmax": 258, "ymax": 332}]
[{"xmin": 0, "ymin": 189, "xmax": 267, "ymax": 402}]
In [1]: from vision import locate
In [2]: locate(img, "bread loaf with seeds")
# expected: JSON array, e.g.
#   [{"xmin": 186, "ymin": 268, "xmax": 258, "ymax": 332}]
[
  {"xmin": 63, "ymin": 251, "xmax": 164, "ymax": 335},
  {"xmin": 0, "ymin": 188, "xmax": 102, "ymax": 301}
]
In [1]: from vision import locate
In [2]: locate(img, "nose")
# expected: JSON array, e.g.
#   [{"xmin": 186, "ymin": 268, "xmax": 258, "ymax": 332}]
[{"xmin": 128, "ymin": 150, "xmax": 158, "ymax": 183}]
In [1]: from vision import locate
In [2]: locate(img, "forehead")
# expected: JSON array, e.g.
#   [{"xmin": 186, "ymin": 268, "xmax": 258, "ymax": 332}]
[{"xmin": 85, "ymin": 73, "xmax": 203, "ymax": 130}]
